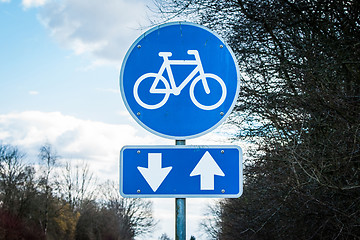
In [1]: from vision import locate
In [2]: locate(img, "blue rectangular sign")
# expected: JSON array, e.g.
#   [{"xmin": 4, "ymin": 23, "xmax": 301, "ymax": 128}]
[{"xmin": 120, "ymin": 145, "xmax": 243, "ymax": 198}]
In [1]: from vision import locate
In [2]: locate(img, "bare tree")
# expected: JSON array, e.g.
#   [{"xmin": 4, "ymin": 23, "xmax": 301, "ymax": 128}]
[
  {"xmin": 159, "ymin": 233, "xmax": 172, "ymax": 240},
  {"xmin": 38, "ymin": 143, "xmax": 59, "ymax": 236},
  {"xmin": 99, "ymin": 181, "xmax": 157, "ymax": 239},
  {"xmin": 0, "ymin": 144, "xmax": 27, "ymax": 213},
  {"xmin": 0, "ymin": 144, "xmax": 45, "ymax": 239},
  {"xmin": 156, "ymin": 0, "xmax": 360, "ymax": 239},
  {"xmin": 75, "ymin": 181, "xmax": 157, "ymax": 240},
  {"xmin": 57, "ymin": 160, "xmax": 96, "ymax": 209},
  {"xmin": 0, "ymin": 144, "xmax": 160, "ymax": 240}
]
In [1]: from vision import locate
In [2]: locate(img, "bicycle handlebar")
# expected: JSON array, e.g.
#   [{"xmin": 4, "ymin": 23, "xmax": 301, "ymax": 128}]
[
  {"xmin": 187, "ymin": 50, "xmax": 199, "ymax": 56},
  {"xmin": 158, "ymin": 50, "xmax": 200, "ymax": 61},
  {"xmin": 159, "ymin": 52, "xmax": 172, "ymax": 57}
]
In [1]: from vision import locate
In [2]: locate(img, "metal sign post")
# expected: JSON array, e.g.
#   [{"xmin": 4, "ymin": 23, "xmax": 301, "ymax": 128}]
[
  {"xmin": 119, "ymin": 22, "xmax": 242, "ymax": 240},
  {"xmin": 175, "ymin": 140, "xmax": 186, "ymax": 240}
]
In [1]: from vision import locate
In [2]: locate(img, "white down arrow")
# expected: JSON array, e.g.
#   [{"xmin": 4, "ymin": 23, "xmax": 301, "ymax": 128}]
[
  {"xmin": 190, "ymin": 151, "xmax": 225, "ymax": 190},
  {"xmin": 138, "ymin": 153, "xmax": 172, "ymax": 192}
]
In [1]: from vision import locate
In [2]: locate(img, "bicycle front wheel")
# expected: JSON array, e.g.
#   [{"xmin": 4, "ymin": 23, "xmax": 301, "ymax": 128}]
[
  {"xmin": 133, "ymin": 73, "xmax": 170, "ymax": 110},
  {"xmin": 189, "ymin": 73, "xmax": 227, "ymax": 110}
]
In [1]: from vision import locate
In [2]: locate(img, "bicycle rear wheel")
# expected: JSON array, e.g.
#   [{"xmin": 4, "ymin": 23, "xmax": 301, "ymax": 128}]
[{"xmin": 133, "ymin": 73, "xmax": 170, "ymax": 109}]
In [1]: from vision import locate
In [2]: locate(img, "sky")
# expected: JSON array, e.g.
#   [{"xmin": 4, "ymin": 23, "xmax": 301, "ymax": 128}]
[{"xmin": 0, "ymin": 0, "xmax": 238, "ymax": 239}]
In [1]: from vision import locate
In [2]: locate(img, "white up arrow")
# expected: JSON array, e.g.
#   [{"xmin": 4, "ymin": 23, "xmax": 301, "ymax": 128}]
[
  {"xmin": 190, "ymin": 151, "xmax": 225, "ymax": 190},
  {"xmin": 138, "ymin": 153, "xmax": 172, "ymax": 192}
]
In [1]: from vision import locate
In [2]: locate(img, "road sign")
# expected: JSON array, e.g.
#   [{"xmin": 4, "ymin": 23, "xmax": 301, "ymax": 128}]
[
  {"xmin": 120, "ymin": 145, "xmax": 243, "ymax": 198},
  {"xmin": 120, "ymin": 22, "xmax": 240, "ymax": 139}
]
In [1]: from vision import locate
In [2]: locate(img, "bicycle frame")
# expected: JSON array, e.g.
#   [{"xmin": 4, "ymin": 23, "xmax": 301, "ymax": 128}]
[{"xmin": 150, "ymin": 50, "xmax": 210, "ymax": 95}]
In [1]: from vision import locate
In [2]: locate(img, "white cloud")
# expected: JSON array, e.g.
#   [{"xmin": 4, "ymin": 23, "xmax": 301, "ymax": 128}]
[
  {"xmin": 38, "ymin": 0, "xmax": 152, "ymax": 66},
  {"xmin": 0, "ymin": 111, "xmax": 162, "ymax": 180},
  {"xmin": 22, "ymin": 0, "xmax": 47, "ymax": 8}
]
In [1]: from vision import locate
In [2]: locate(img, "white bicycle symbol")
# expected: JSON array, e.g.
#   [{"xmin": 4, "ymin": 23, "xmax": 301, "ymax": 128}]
[{"xmin": 133, "ymin": 50, "xmax": 227, "ymax": 110}]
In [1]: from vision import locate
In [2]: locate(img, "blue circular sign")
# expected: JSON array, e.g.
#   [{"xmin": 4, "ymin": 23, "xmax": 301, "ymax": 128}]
[{"xmin": 120, "ymin": 22, "xmax": 240, "ymax": 139}]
